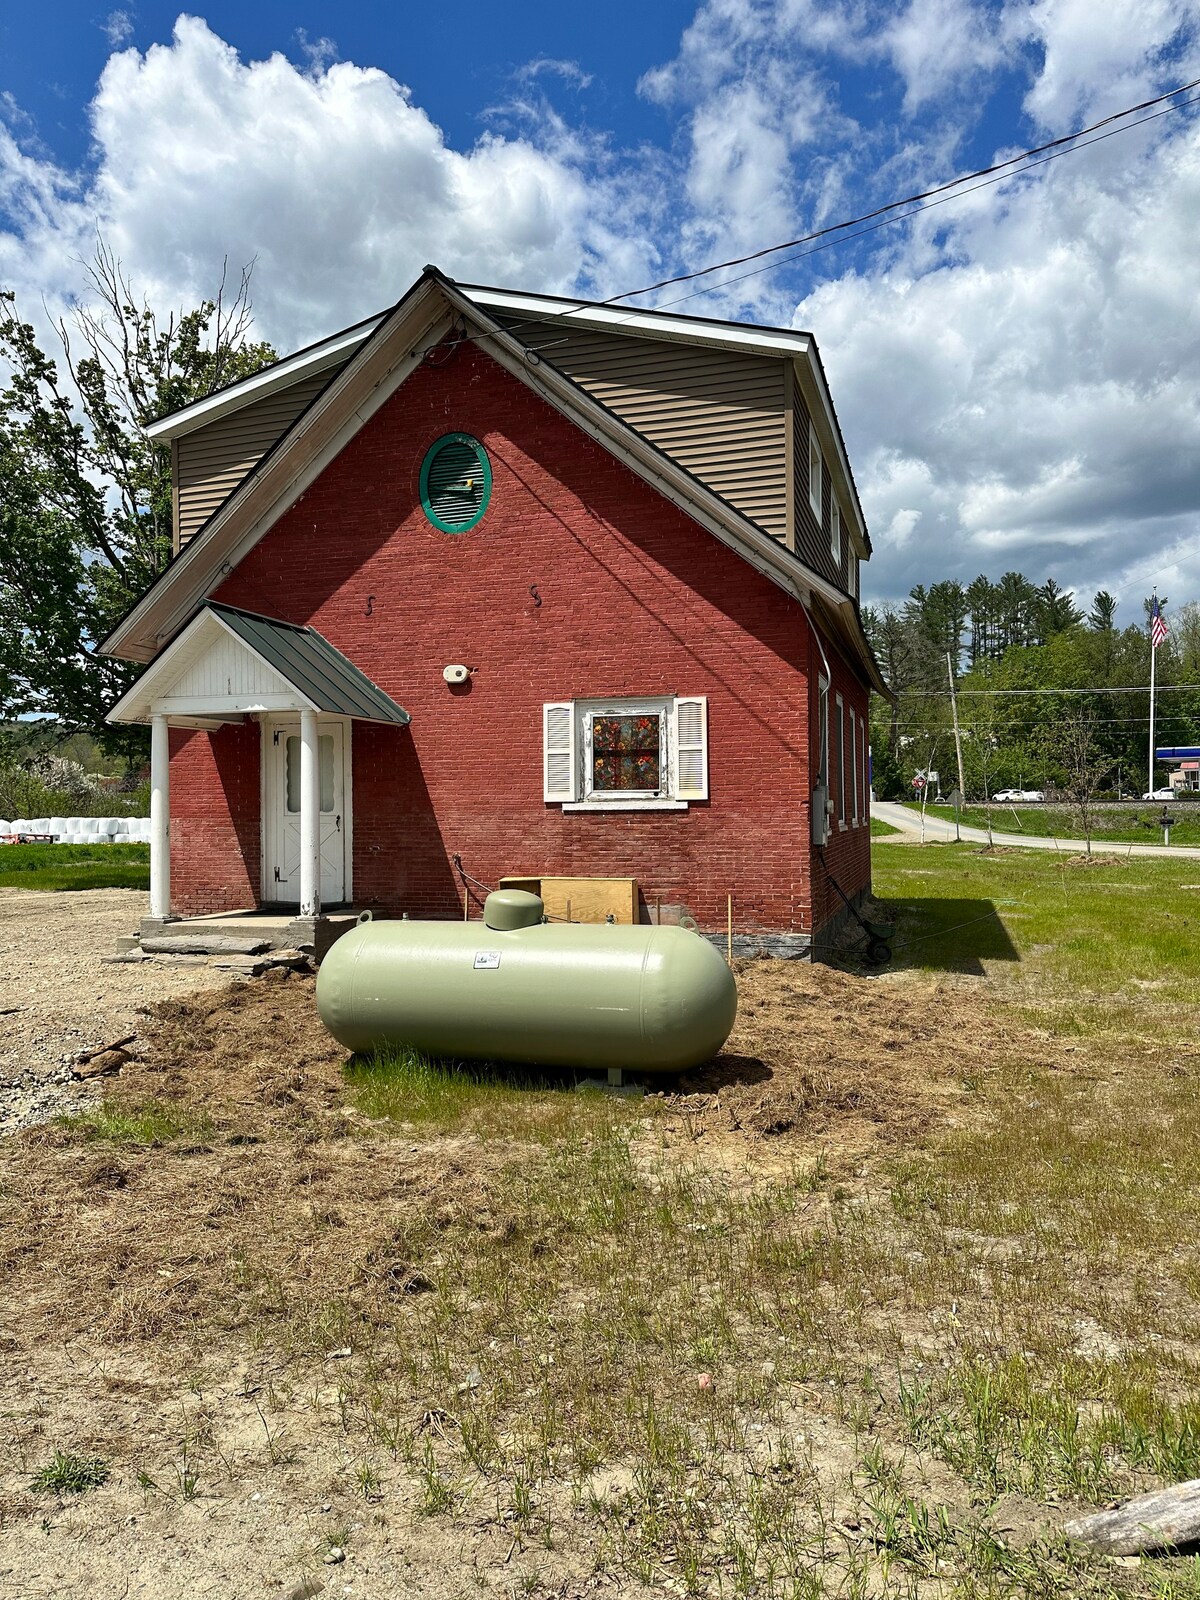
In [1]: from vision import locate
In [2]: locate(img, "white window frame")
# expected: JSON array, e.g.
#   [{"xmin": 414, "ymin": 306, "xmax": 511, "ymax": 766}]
[
  {"xmin": 835, "ymin": 692, "xmax": 846, "ymax": 827},
  {"xmin": 808, "ymin": 424, "xmax": 823, "ymax": 521},
  {"xmin": 848, "ymin": 549, "xmax": 858, "ymax": 599},
  {"xmin": 850, "ymin": 707, "xmax": 859, "ymax": 824},
  {"xmin": 546, "ymin": 695, "xmax": 708, "ymax": 811},
  {"xmin": 862, "ymin": 719, "xmax": 870, "ymax": 816},
  {"xmin": 582, "ymin": 697, "xmax": 671, "ymax": 804},
  {"xmin": 831, "ymin": 499, "xmax": 842, "ymax": 568}
]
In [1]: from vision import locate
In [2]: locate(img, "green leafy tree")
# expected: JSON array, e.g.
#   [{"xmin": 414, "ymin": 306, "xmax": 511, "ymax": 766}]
[{"xmin": 0, "ymin": 242, "xmax": 276, "ymax": 747}]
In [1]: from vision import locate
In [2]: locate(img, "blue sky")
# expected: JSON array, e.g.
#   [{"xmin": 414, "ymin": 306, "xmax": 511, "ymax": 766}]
[{"xmin": 3, "ymin": 2, "xmax": 1200, "ymax": 615}]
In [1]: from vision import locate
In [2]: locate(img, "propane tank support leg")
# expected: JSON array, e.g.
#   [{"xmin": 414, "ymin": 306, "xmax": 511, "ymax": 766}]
[{"xmin": 607, "ymin": 1068, "xmax": 624, "ymax": 1088}]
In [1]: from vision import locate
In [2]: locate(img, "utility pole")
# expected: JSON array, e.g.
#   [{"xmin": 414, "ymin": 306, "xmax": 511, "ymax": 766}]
[
  {"xmin": 1148, "ymin": 591, "xmax": 1159, "ymax": 800},
  {"xmin": 947, "ymin": 652, "xmax": 967, "ymax": 842},
  {"xmin": 1147, "ymin": 590, "xmax": 1169, "ymax": 797}
]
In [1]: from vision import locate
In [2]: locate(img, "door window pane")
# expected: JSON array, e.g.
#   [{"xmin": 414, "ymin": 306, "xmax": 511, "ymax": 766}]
[
  {"xmin": 319, "ymin": 735, "xmax": 334, "ymax": 812},
  {"xmin": 285, "ymin": 732, "xmax": 336, "ymax": 813},
  {"xmin": 285, "ymin": 736, "xmax": 300, "ymax": 813}
]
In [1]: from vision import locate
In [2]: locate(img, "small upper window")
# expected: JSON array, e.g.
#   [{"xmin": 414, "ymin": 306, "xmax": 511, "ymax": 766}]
[
  {"xmin": 808, "ymin": 425, "xmax": 823, "ymax": 520},
  {"xmin": 420, "ymin": 434, "xmax": 492, "ymax": 533}
]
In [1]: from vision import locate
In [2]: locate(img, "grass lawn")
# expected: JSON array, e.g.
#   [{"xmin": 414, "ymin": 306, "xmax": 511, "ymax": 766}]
[
  {"xmin": 0, "ymin": 840, "xmax": 149, "ymax": 891},
  {"xmin": 898, "ymin": 799, "xmax": 1200, "ymax": 846},
  {"xmin": 870, "ymin": 814, "xmax": 900, "ymax": 837},
  {"xmin": 4, "ymin": 850, "xmax": 1200, "ymax": 1596}
]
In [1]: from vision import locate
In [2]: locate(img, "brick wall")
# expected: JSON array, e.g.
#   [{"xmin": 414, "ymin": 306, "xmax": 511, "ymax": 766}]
[
  {"xmin": 169, "ymin": 721, "xmax": 260, "ymax": 914},
  {"xmin": 168, "ymin": 336, "xmax": 873, "ymax": 937}
]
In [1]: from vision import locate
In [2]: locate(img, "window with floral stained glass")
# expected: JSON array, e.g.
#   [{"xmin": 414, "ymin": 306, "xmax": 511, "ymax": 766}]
[
  {"xmin": 543, "ymin": 695, "xmax": 707, "ymax": 807},
  {"xmin": 590, "ymin": 711, "xmax": 662, "ymax": 794}
]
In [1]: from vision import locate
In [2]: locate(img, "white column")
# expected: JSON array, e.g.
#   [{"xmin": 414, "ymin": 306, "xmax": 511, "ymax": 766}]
[
  {"xmin": 149, "ymin": 713, "xmax": 171, "ymax": 920},
  {"xmin": 299, "ymin": 708, "xmax": 321, "ymax": 919}
]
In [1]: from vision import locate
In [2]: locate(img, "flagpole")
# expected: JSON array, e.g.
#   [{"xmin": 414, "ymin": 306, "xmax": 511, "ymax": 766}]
[{"xmin": 1148, "ymin": 591, "xmax": 1158, "ymax": 798}]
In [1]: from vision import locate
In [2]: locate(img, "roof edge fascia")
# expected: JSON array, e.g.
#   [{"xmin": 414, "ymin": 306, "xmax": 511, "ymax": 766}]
[
  {"xmin": 102, "ymin": 280, "xmax": 448, "ymax": 662},
  {"xmin": 468, "ymin": 286, "xmax": 812, "ymax": 361},
  {"xmin": 144, "ymin": 317, "xmax": 385, "ymax": 442}
]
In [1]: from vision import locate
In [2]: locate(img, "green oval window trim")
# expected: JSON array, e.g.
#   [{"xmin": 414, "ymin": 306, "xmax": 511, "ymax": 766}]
[{"xmin": 419, "ymin": 433, "xmax": 492, "ymax": 534}]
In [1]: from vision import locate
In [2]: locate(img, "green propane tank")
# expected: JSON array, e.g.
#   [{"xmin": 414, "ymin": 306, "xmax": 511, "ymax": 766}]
[{"xmin": 315, "ymin": 890, "xmax": 737, "ymax": 1073}]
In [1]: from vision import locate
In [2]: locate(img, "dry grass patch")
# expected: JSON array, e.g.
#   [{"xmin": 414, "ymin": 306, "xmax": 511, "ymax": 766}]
[{"xmin": 4, "ymin": 868, "xmax": 1200, "ymax": 1596}]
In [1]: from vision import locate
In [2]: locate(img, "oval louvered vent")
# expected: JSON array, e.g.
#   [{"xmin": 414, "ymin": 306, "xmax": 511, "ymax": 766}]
[{"xmin": 419, "ymin": 434, "xmax": 492, "ymax": 533}]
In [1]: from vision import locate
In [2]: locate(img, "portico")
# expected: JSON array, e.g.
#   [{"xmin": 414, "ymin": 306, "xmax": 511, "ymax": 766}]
[{"xmin": 108, "ymin": 602, "xmax": 410, "ymax": 928}]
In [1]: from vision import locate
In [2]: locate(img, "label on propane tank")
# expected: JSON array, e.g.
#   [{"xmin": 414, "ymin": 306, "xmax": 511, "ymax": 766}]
[{"xmin": 473, "ymin": 951, "xmax": 502, "ymax": 970}]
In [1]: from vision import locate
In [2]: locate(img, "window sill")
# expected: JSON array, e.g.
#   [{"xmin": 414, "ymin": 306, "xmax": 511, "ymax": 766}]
[{"xmin": 560, "ymin": 799, "xmax": 690, "ymax": 812}]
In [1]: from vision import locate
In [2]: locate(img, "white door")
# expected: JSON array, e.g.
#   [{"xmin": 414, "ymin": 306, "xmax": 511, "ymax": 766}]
[{"xmin": 266, "ymin": 720, "xmax": 348, "ymax": 906}]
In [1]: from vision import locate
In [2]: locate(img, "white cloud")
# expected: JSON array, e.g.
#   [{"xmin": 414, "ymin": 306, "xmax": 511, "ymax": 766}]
[
  {"xmin": 0, "ymin": 17, "xmax": 656, "ymax": 351},
  {"xmin": 803, "ymin": 105, "xmax": 1200, "ymax": 605},
  {"xmin": 517, "ymin": 58, "xmax": 594, "ymax": 90},
  {"xmin": 645, "ymin": 0, "xmax": 1200, "ymax": 609},
  {"xmin": 882, "ymin": 0, "xmax": 1004, "ymax": 112},
  {"xmin": 1003, "ymin": 0, "xmax": 1200, "ymax": 131},
  {"xmin": 103, "ymin": 10, "xmax": 134, "ymax": 48},
  {"xmin": 295, "ymin": 29, "xmax": 338, "ymax": 75}
]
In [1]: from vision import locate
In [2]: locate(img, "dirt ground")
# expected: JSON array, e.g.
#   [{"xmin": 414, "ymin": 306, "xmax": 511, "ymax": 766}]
[
  {"xmin": 0, "ymin": 888, "xmax": 221, "ymax": 1133},
  {"xmin": 0, "ymin": 893, "xmax": 1081, "ymax": 1599}
]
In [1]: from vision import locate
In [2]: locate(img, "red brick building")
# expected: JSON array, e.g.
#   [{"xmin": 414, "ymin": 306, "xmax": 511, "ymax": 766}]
[{"xmin": 104, "ymin": 269, "xmax": 886, "ymax": 958}]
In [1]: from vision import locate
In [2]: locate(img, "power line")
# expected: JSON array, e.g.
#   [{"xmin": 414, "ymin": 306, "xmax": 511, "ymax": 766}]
[
  {"xmin": 604, "ymin": 77, "xmax": 1200, "ymax": 307},
  {"xmin": 652, "ymin": 92, "xmax": 1200, "ymax": 313},
  {"xmin": 468, "ymin": 75, "xmax": 1200, "ymax": 361},
  {"xmin": 889, "ymin": 713, "xmax": 1193, "ymax": 733},
  {"xmin": 895, "ymin": 683, "xmax": 1200, "ymax": 697}
]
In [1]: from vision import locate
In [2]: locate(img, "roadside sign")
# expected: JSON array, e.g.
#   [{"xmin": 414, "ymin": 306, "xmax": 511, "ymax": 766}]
[{"xmin": 911, "ymin": 774, "xmax": 926, "ymax": 790}]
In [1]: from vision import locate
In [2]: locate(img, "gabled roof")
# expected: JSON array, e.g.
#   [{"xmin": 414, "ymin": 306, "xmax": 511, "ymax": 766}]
[
  {"xmin": 103, "ymin": 267, "xmax": 888, "ymax": 696},
  {"xmin": 141, "ymin": 278, "xmax": 869, "ymax": 559},
  {"xmin": 108, "ymin": 602, "xmax": 410, "ymax": 727}
]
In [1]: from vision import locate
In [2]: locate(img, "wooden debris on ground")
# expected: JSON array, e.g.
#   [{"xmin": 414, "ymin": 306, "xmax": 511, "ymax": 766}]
[
  {"xmin": 73, "ymin": 1034, "xmax": 138, "ymax": 1080},
  {"xmin": 1064, "ymin": 1479, "xmax": 1200, "ymax": 1554}
]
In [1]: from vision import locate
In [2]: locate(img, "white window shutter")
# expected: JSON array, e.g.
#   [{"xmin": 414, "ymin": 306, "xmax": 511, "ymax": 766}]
[
  {"xmin": 673, "ymin": 696, "xmax": 709, "ymax": 800},
  {"xmin": 543, "ymin": 702, "xmax": 578, "ymax": 801}
]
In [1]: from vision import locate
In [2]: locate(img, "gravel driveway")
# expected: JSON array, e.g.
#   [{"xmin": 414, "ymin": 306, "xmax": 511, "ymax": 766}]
[{"xmin": 0, "ymin": 888, "xmax": 220, "ymax": 1132}]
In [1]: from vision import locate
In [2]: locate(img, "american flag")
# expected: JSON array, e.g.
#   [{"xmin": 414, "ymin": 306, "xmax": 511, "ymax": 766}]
[{"xmin": 1151, "ymin": 595, "xmax": 1169, "ymax": 650}]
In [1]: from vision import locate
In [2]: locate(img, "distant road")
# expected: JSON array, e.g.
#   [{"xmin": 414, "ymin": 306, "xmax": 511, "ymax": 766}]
[{"xmin": 871, "ymin": 801, "xmax": 1200, "ymax": 859}]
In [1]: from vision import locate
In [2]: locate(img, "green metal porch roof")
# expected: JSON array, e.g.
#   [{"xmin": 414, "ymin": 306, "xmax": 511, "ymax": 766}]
[{"xmin": 207, "ymin": 603, "xmax": 410, "ymax": 725}]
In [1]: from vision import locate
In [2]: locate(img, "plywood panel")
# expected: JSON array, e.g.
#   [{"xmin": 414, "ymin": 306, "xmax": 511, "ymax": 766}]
[{"xmin": 499, "ymin": 876, "xmax": 639, "ymax": 924}]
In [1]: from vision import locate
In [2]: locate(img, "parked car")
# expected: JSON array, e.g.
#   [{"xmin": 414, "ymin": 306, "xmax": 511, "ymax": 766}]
[
  {"xmin": 1018, "ymin": 789, "xmax": 1045, "ymax": 802},
  {"xmin": 992, "ymin": 788, "xmax": 1019, "ymax": 802},
  {"xmin": 1142, "ymin": 787, "xmax": 1176, "ymax": 801}
]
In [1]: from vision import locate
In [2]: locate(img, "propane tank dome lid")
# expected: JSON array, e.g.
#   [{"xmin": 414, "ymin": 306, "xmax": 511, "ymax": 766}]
[{"xmin": 483, "ymin": 889, "xmax": 545, "ymax": 930}]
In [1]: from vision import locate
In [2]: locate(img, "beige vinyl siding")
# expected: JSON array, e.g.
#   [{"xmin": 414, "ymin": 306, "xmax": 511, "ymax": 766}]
[
  {"xmin": 495, "ymin": 318, "xmax": 789, "ymax": 541},
  {"xmin": 175, "ymin": 373, "xmax": 332, "ymax": 550}
]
